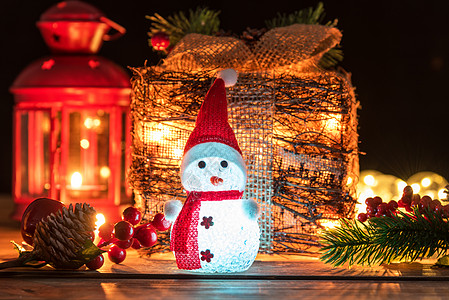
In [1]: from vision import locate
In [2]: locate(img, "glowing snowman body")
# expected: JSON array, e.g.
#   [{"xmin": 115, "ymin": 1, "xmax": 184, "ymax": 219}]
[
  {"xmin": 167, "ymin": 71, "xmax": 260, "ymax": 273},
  {"xmin": 178, "ymin": 145, "xmax": 260, "ymax": 273}
]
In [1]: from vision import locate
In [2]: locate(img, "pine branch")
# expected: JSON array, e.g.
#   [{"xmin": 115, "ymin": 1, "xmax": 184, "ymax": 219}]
[
  {"xmin": 146, "ymin": 7, "xmax": 220, "ymax": 49},
  {"xmin": 320, "ymin": 208, "xmax": 449, "ymax": 267},
  {"xmin": 265, "ymin": 2, "xmax": 337, "ymax": 29},
  {"xmin": 265, "ymin": 2, "xmax": 342, "ymax": 69}
]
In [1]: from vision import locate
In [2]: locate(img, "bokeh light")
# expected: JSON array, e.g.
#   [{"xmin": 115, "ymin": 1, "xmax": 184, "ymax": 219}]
[{"xmin": 356, "ymin": 170, "xmax": 448, "ymax": 214}]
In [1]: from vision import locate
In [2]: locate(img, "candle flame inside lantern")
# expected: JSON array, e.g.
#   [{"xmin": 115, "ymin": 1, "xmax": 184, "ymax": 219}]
[
  {"xmin": 95, "ymin": 213, "xmax": 106, "ymax": 229},
  {"xmin": 71, "ymin": 172, "xmax": 83, "ymax": 188}
]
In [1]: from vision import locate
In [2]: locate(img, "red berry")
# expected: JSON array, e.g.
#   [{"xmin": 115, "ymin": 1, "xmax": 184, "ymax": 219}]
[
  {"xmin": 372, "ymin": 196, "xmax": 383, "ymax": 208},
  {"xmin": 377, "ymin": 203, "xmax": 388, "ymax": 214},
  {"xmin": 114, "ymin": 238, "xmax": 134, "ymax": 249},
  {"xmin": 108, "ymin": 245, "xmax": 126, "ymax": 264},
  {"xmin": 134, "ymin": 222, "xmax": 153, "ymax": 234},
  {"xmin": 405, "ymin": 205, "xmax": 413, "ymax": 212},
  {"xmin": 357, "ymin": 213, "xmax": 367, "ymax": 222},
  {"xmin": 412, "ymin": 194, "xmax": 421, "ymax": 203},
  {"xmin": 114, "ymin": 221, "xmax": 134, "ymax": 241},
  {"xmin": 97, "ymin": 237, "xmax": 116, "ymax": 248},
  {"xmin": 431, "ymin": 199, "xmax": 441, "ymax": 210},
  {"xmin": 86, "ymin": 254, "xmax": 104, "ymax": 270},
  {"xmin": 398, "ymin": 199, "xmax": 405, "ymax": 208},
  {"xmin": 21, "ymin": 198, "xmax": 65, "ymax": 246},
  {"xmin": 131, "ymin": 238, "xmax": 143, "ymax": 250},
  {"xmin": 375, "ymin": 211, "xmax": 384, "ymax": 218},
  {"xmin": 122, "ymin": 207, "xmax": 142, "ymax": 226},
  {"xmin": 135, "ymin": 226, "xmax": 158, "ymax": 247},
  {"xmin": 435, "ymin": 204, "xmax": 443, "ymax": 214},
  {"xmin": 401, "ymin": 195, "xmax": 412, "ymax": 206},
  {"xmin": 151, "ymin": 213, "xmax": 172, "ymax": 231},
  {"xmin": 98, "ymin": 223, "xmax": 114, "ymax": 240},
  {"xmin": 442, "ymin": 205, "xmax": 449, "ymax": 217},
  {"xmin": 403, "ymin": 185, "xmax": 414, "ymax": 197},
  {"xmin": 387, "ymin": 200, "xmax": 398, "ymax": 211},
  {"xmin": 365, "ymin": 197, "xmax": 374, "ymax": 207},
  {"xmin": 366, "ymin": 206, "xmax": 377, "ymax": 215}
]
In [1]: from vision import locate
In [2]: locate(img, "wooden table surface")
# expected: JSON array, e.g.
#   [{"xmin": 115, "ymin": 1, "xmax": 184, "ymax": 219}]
[{"xmin": 2, "ymin": 195, "xmax": 449, "ymax": 299}]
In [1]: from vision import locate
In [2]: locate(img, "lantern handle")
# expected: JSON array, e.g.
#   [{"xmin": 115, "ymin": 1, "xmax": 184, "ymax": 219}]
[{"xmin": 100, "ymin": 17, "xmax": 126, "ymax": 41}]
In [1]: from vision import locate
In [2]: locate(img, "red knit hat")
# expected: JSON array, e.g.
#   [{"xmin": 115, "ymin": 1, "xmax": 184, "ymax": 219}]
[{"xmin": 183, "ymin": 76, "xmax": 241, "ymax": 155}]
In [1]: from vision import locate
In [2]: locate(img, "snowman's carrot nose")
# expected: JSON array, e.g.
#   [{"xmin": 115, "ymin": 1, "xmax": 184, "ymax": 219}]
[{"xmin": 210, "ymin": 176, "xmax": 223, "ymax": 186}]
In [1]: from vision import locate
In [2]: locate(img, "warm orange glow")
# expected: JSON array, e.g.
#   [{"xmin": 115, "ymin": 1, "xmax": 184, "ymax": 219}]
[
  {"xmin": 80, "ymin": 139, "xmax": 90, "ymax": 149},
  {"xmin": 71, "ymin": 172, "xmax": 82, "ymax": 188},
  {"xmin": 100, "ymin": 166, "xmax": 111, "ymax": 178},
  {"xmin": 317, "ymin": 219, "xmax": 340, "ymax": 232},
  {"xmin": 95, "ymin": 213, "xmax": 106, "ymax": 229}
]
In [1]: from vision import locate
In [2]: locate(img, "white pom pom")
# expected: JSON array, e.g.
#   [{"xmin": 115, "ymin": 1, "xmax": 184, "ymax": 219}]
[
  {"xmin": 164, "ymin": 200, "xmax": 183, "ymax": 222},
  {"xmin": 217, "ymin": 68, "xmax": 238, "ymax": 87}
]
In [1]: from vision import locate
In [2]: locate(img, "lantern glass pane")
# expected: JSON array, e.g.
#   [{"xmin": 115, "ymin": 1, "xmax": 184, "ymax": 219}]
[
  {"xmin": 18, "ymin": 110, "xmax": 51, "ymax": 198},
  {"xmin": 66, "ymin": 110, "xmax": 110, "ymax": 200}
]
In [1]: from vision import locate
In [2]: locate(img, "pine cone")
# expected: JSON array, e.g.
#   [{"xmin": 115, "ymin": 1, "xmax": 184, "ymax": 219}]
[{"xmin": 33, "ymin": 203, "xmax": 97, "ymax": 269}]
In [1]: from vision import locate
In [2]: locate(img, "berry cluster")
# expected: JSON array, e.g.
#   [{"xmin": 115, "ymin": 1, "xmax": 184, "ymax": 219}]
[
  {"xmin": 357, "ymin": 196, "xmax": 398, "ymax": 222},
  {"xmin": 357, "ymin": 185, "xmax": 449, "ymax": 223},
  {"xmin": 86, "ymin": 208, "xmax": 172, "ymax": 270}
]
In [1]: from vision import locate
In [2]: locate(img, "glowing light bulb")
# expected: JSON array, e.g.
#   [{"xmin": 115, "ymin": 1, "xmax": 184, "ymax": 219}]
[
  {"xmin": 71, "ymin": 172, "xmax": 82, "ymax": 188},
  {"xmin": 100, "ymin": 166, "xmax": 111, "ymax": 178},
  {"xmin": 421, "ymin": 177, "xmax": 431, "ymax": 188},
  {"xmin": 80, "ymin": 139, "xmax": 90, "ymax": 149},
  {"xmin": 363, "ymin": 175, "xmax": 376, "ymax": 186},
  {"xmin": 346, "ymin": 177, "xmax": 353, "ymax": 185},
  {"xmin": 84, "ymin": 118, "xmax": 93, "ymax": 129},
  {"xmin": 397, "ymin": 180, "xmax": 407, "ymax": 194},
  {"xmin": 93, "ymin": 119, "xmax": 101, "ymax": 127},
  {"xmin": 411, "ymin": 183, "xmax": 420, "ymax": 194}
]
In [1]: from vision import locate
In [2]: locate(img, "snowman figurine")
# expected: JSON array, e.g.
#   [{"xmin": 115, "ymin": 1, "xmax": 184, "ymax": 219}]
[{"xmin": 164, "ymin": 69, "xmax": 260, "ymax": 273}]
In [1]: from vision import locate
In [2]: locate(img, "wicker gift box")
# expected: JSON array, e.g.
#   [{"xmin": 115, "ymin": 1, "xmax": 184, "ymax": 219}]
[{"xmin": 129, "ymin": 24, "xmax": 359, "ymax": 254}]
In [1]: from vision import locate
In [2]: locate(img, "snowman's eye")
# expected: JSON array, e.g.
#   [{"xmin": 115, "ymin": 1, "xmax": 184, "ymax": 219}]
[
  {"xmin": 198, "ymin": 161, "xmax": 206, "ymax": 169},
  {"xmin": 220, "ymin": 160, "xmax": 228, "ymax": 168}
]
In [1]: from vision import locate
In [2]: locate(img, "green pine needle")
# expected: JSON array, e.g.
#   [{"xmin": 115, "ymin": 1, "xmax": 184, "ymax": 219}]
[
  {"xmin": 320, "ymin": 208, "xmax": 449, "ymax": 267},
  {"xmin": 146, "ymin": 7, "xmax": 220, "ymax": 51},
  {"xmin": 265, "ymin": 2, "xmax": 342, "ymax": 69},
  {"xmin": 265, "ymin": 2, "xmax": 337, "ymax": 29}
]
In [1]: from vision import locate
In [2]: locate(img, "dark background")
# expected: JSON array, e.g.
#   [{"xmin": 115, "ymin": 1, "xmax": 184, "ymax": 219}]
[{"xmin": 2, "ymin": 0, "xmax": 449, "ymax": 193}]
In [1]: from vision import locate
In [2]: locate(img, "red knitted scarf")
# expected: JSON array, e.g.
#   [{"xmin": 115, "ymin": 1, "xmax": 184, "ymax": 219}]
[{"xmin": 170, "ymin": 190, "xmax": 243, "ymax": 270}]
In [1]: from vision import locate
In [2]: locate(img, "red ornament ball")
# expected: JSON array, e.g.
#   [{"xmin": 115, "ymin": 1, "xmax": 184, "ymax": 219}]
[
  {"xmin": 151, "ymin": 32, "xmax": 170, "ymax": 51},
  {"xmin": 108, "ymin": 245, "xmax": 126, "ymax": 264},
  {"xmin": 21, "ymin": 198, "xmax": 65, "ymax": 246},
  {"xmin": 86, "ymin": 254, "xmax": 105, "ymax": 270},
  {"xmin": 122, "ymin": 207, "xmax": 142, "ymax": 226},
  {"xmin": 151, "ymin": 213, "xmax": 172, "ymax": 231},
  {"xmin": 114, "ymin": 221, "xmax": 134, "ymax": 241}
]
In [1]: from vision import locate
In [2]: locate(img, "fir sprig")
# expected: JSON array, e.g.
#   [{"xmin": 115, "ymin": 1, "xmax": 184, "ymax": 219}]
[
  {"xmin": 265, "ymin": 2, "xmax": 337, "ymax": 29},
  {"xmin": 146, "ymin": 7, "xmax": 220, "ymax": 50},
  {"xmin": 265, "ymin": 2, "xmax": 342, "ymax": 69},
  {"xmin": 320, "ymin": 208, "xmax": 449, "ymax": 267}
]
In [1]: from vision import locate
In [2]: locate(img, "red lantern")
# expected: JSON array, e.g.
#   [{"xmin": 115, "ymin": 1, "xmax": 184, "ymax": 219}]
[{"xmin": 10, "ymin": 1, "xmax": 131, "ymax": 222}]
